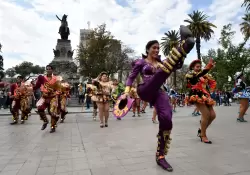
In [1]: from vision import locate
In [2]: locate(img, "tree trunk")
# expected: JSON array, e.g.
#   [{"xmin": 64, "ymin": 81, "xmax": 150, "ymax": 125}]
[
  {"xmin": 196, "ymin": 37, "xmax": 201, "ymax": 60},
  {"xmin": 173, "ymin": 71, "xmax": 177, "ymax": 89},
  {"xmin": 118, "ymin": 70, "xmax": 123, "ymax": 82}
]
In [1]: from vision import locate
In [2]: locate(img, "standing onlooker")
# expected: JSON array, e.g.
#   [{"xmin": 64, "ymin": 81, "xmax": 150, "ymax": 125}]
[
  {"xmin": 85, "ymin": 80, "xmax": 92, "ymax": 110},
  {"xmin": 216, "ymin": 92, "xmax": 221, "ymax": 106},
  {"xmin": 225, "ymin": 91, "xmax": 231, "ymax": 106},
  {"xmin": 78, "ymin": 83, "xmax": 85, "ymax": 104},
  {"xmin": 0, "ymin": 87, "xmax": 5, "ymax": 109}
]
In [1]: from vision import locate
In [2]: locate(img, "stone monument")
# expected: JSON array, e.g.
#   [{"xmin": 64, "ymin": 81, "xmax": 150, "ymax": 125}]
[{"xmin": 49, "ymin": 14, "xmax": 78, "ymax": 82}]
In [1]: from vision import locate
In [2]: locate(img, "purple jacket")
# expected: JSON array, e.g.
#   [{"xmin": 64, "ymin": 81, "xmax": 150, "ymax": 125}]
[{"xmin": 126, "ymin": 58, "xmax": 183, "ymax": 86}]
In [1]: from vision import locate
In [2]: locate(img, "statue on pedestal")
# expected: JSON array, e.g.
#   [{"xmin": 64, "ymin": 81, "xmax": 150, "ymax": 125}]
[
  {"xmin": 53, "ymin": 49, "xmax": 60, "ymax": 57},
  {"xmin": 50, "ymin": 15, "xmax": 78, "ymax": 82},
  {"xmin": 56, "ymin": 14, "xmax": 70, "ymax": 40},
  {"xmin": 67, "ymin": 50, "xmax": 74, "ymax": 58}
]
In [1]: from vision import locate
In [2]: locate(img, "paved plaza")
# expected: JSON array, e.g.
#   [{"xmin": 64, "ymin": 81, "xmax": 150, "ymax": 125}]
[{"xmin": 0, "ymin": 105, "xmax": 249, "ymax": 175}]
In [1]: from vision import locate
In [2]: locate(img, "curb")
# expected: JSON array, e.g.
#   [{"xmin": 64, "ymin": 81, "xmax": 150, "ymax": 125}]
[{"xmin": 0, "ymin": 111, "xmax": 113, "ymax": 116}]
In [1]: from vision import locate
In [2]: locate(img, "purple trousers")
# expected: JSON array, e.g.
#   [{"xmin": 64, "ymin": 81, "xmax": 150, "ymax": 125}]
[{"xmin": 137, "ymin": 69, "xmax": 172, "ymax": 156}]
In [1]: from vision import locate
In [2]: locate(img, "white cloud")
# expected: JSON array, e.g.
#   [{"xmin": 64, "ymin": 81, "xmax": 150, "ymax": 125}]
[{"xmin": 0, "ymin": 0, "xmax": 247, "ymax": 71}]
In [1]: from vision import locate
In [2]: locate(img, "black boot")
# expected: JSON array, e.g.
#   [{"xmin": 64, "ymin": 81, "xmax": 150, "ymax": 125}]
[
  {"xmin": 159, "ymin": 26, "xmax": 194, "ymax": 73},
  {"xmin": 50, "ymin": 127, "xmax": 56, "ymax": 133},
  {"xmin": 21, "ymin": 113, "xmax": 26, "ymax": 123},
  {"xmin": 60, "ymin": 111, "xmax": 67, "ymax": 123},
  {"xmin": 10, "ymin": 111, "xmax": 18, "ymax": 125},
  {"xmin": 10, "ymin": 120, "xmax": 18, "ymax": 125},
  {"xmin": 156, "ymin": 130, "xmax": 173, "ymax": 171},
  {"xmin": 41, "ymin": 123, "xmax": 48, "ymax": 130},
  {"xmin": 60, "ymin": 118, "xmax": 64, "ymax": 123}
]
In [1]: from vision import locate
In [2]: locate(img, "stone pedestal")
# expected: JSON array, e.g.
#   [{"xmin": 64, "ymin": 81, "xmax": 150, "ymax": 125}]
[{"xmin": 49, "ymin": 39, "xmax": 78, "ymax": 82}]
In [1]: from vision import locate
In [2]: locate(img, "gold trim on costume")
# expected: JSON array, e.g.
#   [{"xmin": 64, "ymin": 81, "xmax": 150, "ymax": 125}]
[
  {"xmin": 157, "ymin": 63, "xmax": 170, "ymax": 73},
  {"xmin": 164, "ymin": 61, "xmax": 173, "ymax": 70},
  {"xmin": 185, "ymin": 73, "xmax": 193, "ymax": 78},
  {"xmin": 169, "ymin": 57, "xmax": 177, "ymax": 65},
  {"xmin": 163, "ymin": 130, "xmax": 171, "ymax": 155},
  {"xmin": 124, "ymin": 86, "xmax": 131, "ymax": 93},
  {"xmin": 172, "ymin": 48, "xmax": 182, "ymax": 58},
  {"xmin": 170, "ymin": 52, "xmax": 178, "ymax": 62},
  {"xmin": 180, "ymin": 41, "xmax": 187, "ymax": 56}
]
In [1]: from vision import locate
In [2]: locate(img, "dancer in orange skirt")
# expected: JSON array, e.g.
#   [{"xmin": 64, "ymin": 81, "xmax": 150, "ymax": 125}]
[{"xmin": 186, "ymin": 58, "xmax": 216, "ymax": 144}]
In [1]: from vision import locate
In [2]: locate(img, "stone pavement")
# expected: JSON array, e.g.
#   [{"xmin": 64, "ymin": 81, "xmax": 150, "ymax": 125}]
[
  {"xmin": 0, "ymin": 105, "xmax": 249, "ymax": 175},
  {"xmin": 0, "ymin": 107, "xmax": 96, "ymax": 116}
]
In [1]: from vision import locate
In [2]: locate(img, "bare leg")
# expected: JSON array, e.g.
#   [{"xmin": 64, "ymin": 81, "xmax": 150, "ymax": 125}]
[
  {"xmin": 136, "ymin": 99, "xmax": 141, "ymax": 116},
  {"xmin": 104, "ymin": 102, "xmax": 109, "ymax": 127},
  {"xmin": 93, "ymin": 102, "xmax": 97, "ymax": 121},
  {"xmin": 172, "ymin": 98, "xmax": 176, "ymax": 112},
  {"xmin": 196, "ymin": 103, "xmax": 211, "ymax": 143},
  {"xmin": 207, "ymin": 106, "xmax": 216, "ymax": 127},
  {"xmin": 238, "ymin": 98, "xmax": 248, "ymax": 122},
  {"xmin": 141, "ymin": 101, "xmax": 147, "ymax": 113},
  {"xmin": 97, "ymin": 102, "xmax": 104, "ymax": 127},
  {"xmin": 152, "ymin": 107, "xmax": 158, "ymax": 124},
  {"xmin": 132, "ymin": 99, "xmax": 136, "ymax": 117},
  {"xmin": 192, "ymin": 107, "xmax": 198, "ymax": 116}
]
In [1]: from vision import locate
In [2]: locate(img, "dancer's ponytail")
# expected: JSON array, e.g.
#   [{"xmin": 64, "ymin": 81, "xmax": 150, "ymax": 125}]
[{"xmin": 142, "ymin": 53, "xmax": 147, "ymax": 59}]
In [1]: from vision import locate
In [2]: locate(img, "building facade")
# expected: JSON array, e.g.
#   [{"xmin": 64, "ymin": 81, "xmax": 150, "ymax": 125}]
[{"xmin": 79, "ymin": 29, "xmax": 92, "ymax": 47}]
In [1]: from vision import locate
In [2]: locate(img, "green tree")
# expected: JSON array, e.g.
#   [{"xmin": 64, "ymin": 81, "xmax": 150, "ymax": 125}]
[
  {"xmin": 5, "ymin": 68, "xmax": 16, "ymax": 77},
  {"xmin": 160, "ymin": 30, "xmax": 180, "ymax": 88},
  {"xmin": 202, "ymin": 24, "xmax": 250, "ymax": 90},
  {"xmin": 184, "ymin": 10, "xmax": 216, "ymax": 60},
  {"xmin": 13, "ymin": 61, "xmax": 45, "ymax": 78},
  {"xmin": 77, "ymin": 23, "xmax": 134, "ymax": 78},
  {"xmin": 0, "ymin": 43, "xmax": 4, "ymax": 80},
  {"xmin": 242, "ymin": 0, "xmax": 250, "ymax": 12},
  {"xmin": 31, "ymin": 65, "xmax": 45, "ymax": 74},
  {"xmin": 176, "ymin": 64, "xmax": 189, "ymax": 92},
  {"xmin": 240, "ymin": 13, "xmax": 250, "ymax": 40}
]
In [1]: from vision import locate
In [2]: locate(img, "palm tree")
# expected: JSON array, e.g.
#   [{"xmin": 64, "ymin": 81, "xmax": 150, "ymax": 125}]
[
  {"xmin": 161, "ymin": 30, "xmax": 180, "ymax": 88},
  {"xmin": 240, "ymin": 13, "xmax": 250, "ymax": 40},
  {"xmin": 242, "ymin": 0, "xmax": 250, "ymax": 12},
  {"xmin": 184, "ymin": 10, "xmax": 216, "ymax": 60}
]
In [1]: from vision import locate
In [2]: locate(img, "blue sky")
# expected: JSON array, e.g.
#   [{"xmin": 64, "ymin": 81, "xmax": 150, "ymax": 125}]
[
  {"xmin": 0, "ymin": 0, "xmax": 246, "ymax": 70},
  {"xmin": 11, "ymin": 0, "xmax": 34, "ymax": 9}
]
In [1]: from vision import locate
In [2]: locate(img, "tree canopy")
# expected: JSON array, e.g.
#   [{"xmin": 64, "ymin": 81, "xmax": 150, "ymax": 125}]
[
  {"xmin": 184, "ymin": 10, "xmax": 216, "ymax": 60},
  {"xmin": 77, "ymin": 24, "xmax": 134, "ymax": 78},
  {"xmin": 202, "ymin": 24, "xmax": 250, "ymax": 90},
  {"xmin": 5, "ymin": 61, "xmax": 45, "ymax": 78}
]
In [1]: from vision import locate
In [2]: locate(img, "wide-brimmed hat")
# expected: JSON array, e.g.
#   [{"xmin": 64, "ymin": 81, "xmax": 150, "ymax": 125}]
[
  {"xmin": 113, "ymin": 96, "xmax": 134, "ymax": 118},
  {"xmin": 189, "ymin": 59, "xmax": 202, "ymax": 70}
]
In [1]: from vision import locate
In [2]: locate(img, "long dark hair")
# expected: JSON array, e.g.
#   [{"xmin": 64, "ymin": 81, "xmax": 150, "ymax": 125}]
[{"xmin": 142, "ymin": 40, "xmax": 159, "ymax": 59}]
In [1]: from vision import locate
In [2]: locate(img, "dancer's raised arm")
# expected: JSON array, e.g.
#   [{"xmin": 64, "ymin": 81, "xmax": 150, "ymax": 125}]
[
  {"xmin": 186, "ymin": 58, "xmax": 215, "ymax": 79},
  {"xmin": 124, "ymin": 59, "xmax": 143, "ymax": 94}
]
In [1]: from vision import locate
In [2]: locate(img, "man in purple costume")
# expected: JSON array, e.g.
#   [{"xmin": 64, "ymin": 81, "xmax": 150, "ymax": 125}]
[{"xmin": 120, "ymin": 25, "xmax": 195, "ymax": 171}]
